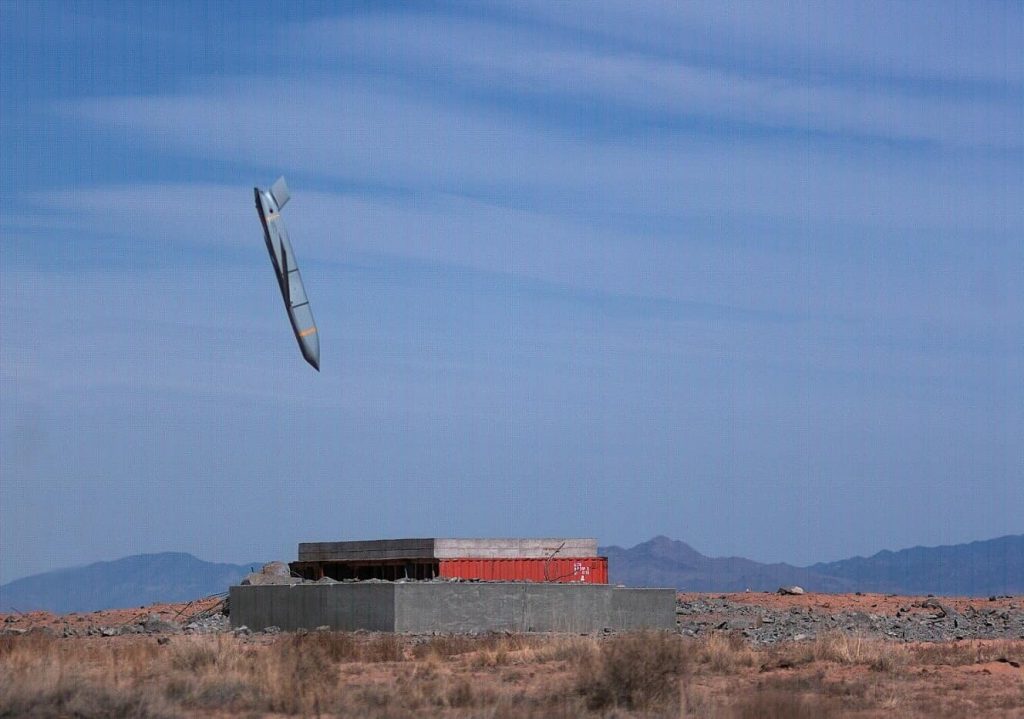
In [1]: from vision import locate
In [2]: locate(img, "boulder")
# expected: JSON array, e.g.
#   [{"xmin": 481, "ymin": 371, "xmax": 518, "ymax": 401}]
[
  {"xmin": 240, "ymin": 561, "xmax": 301, "ymax": 586},
  {"xmin": 261, "ymin": 561, "xmax": 291, "ymax": 577},
  {"xmin": 921, "ymin": 598, "xmax": 957, "ymax": 619},
  {"xmin": 141, "ymin": 614, "xmax": 182, "ymax": 634}
]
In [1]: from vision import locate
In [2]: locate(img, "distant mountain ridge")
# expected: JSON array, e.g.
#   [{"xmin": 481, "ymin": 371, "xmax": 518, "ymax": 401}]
[
  {"xmin": 2, "ymin": 535, "xmax": 1021, "ymax": 613},
  {"xmin": 600, "ymin": 536, "xmax": 856, "ymax": 593},
  {"xmin": 0, "ymin": 553, "xmax": 257, "ymax": 614},
  {"xmin": 600, "ymin": 535, "xmax": 1024, "ymax": 596},
  {"xmin": 809, "ymin": 535, "xmax": 1024, "ymax": 596}
]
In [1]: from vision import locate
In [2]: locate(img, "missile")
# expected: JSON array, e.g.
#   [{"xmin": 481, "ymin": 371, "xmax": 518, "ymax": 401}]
[{"xmin": 254, "ymin": 177, "xmax": 320, "ymax": 371}]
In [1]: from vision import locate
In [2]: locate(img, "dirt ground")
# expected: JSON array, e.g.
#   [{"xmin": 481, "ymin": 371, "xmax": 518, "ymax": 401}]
[
  {"xmin": 0, "ymin": 595, "xmax": 224, "ymax": 635},
  {"xmin": 2, "ymin": 593, "xmax": 1022, "ymax": 718}
]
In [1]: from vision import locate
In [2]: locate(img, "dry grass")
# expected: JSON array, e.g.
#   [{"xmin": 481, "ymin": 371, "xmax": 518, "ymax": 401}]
[
  {"xmin": 2, "ymin": 631, "xmax": 1023, "ymax": 718},
  {"xmin": 912, "ymin": 638, "xmax": 1024, "ymax": 666},
  {"xmin": 695, "ymin": 631, "xmax": 759, "ymax": 671},
  {"xmin": 574, "ymin": 630, "xmax": 688, "ymax": 711},
  {"xmin": 807, "ymin": 631, "xmax": 910, "ymax": 671},
  {"xmin": 732, "ymin": 689, "xmax": 839, "ymax": 719}
]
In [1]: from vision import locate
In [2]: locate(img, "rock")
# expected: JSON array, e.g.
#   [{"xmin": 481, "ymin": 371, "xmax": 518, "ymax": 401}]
[
  {"xmin": 316, "ymin": 576, "xmax": 338, "ymax": 585},
  {"xmin": 262, "ymin": 561, "xmax": 291, "ymax": 577},
  {"xmin": 240, "ymin": 560, "xmax": 302, "ymax": 586},
  {"xmin": 100, "ymin": 627, "xmax": 118, "ymax": 637},
  {"xmin": 315, "ymin": 625, "xmax": 331, "ymax": 632},
  {"xmin": 176, "ymin": 613, "xmax": 230, "ymax": 635},
  {"xmin": 232, "ymin": 625, "xmax": 252, "ymax": 636},
  {"xmin": 240, "ymin": 573, "xmax": 293, "ymax": 586},
  {"xmin": 156, "ymin": 636, "xmax": 171, "ymax": 646},
  {"xmin": 262, "ymin": 625, "xmax": 281, "ymax": 635},
  {"xmin": 141, "ymin": 614, "xmax": 181, "ymax": 634},
  {"xmin": 241, "ymin": 572, "xmax": 302, "ymax": 586},
  {"xmin": 778, "ymin": 586, "xmax": 805, "ymax": 596},
  {"xmin": 921, "ymin": 598, "xmax": 957, "ymax": 619},
  {"xmin": 672, "ymin": 593, "xmax": 1024, "ymax": 645}
]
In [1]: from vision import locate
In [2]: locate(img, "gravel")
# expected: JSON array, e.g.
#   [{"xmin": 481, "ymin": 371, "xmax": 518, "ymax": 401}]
[{"xmin": 674, "ymin": 596, "xmax": 1024, "ymax": 644}]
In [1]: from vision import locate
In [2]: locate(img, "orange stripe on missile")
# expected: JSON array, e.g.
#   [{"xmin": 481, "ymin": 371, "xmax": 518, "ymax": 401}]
[{"xmin": 299, "ymin": 326, "xmax": 318, "ymax": 337}]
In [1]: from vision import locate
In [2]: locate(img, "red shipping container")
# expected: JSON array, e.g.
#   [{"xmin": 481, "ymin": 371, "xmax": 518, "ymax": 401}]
[{"xmin": 438, "ymin": 557, "xmax": 608, "ymax": 584}]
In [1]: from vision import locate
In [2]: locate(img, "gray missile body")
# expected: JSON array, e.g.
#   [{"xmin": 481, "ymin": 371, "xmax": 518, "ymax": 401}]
[{"xmin": 254, "ymin": 177, "xmax": 320, "ymax": 371}]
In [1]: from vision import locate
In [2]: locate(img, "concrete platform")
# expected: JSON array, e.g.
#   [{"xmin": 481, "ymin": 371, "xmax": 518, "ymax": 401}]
[
  {"xmin": 229, "ymin": 582, "xmax": 675, "ymax": 633},
  {"xmin": 297, "ymin": 538, "xmax": 599, "ymax": 563}
]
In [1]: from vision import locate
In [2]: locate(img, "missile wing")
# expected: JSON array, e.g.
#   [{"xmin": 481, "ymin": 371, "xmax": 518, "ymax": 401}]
[{"xmin": 254, "ymin": 177, "xmax": 320, "ymax": 371}]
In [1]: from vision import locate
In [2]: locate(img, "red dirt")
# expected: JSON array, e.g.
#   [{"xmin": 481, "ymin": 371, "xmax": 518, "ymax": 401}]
[{"xmin": 0, "ymin": 596, "xmax": 223, "ymax": 634}]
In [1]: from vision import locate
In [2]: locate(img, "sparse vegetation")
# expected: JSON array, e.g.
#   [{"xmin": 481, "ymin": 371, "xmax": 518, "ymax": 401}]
[
  {"xmin": 1, "ymin": 630, "xmax": 1023, "ymax": 717},
  {"xmin": 574, "ymin": 630, "xmax": 688, "ymax": 711}
]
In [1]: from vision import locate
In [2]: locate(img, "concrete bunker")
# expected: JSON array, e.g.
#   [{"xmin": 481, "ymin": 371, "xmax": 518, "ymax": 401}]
[{"xmin": 230, "ymin": 538, "xmax": 675, "ymax": 633}]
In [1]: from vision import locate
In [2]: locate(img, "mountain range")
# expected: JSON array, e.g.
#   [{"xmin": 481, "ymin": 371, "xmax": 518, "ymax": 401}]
[
  {"xmin": 601, "ymin": 535, "xmax": 1023, "ymax": 596},
  {"xmin": 1, "ymin": 535, "xmax": 1021, "ymax": 613},
  {"xmin": 0, "ymin": 553, "xmax": 257, "ymax": 614}
]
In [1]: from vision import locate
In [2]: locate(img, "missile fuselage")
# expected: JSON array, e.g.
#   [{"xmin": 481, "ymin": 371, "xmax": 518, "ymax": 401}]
[{"xmin": 254, "ymin": 178, "xmax": 320, "ymax": 370}]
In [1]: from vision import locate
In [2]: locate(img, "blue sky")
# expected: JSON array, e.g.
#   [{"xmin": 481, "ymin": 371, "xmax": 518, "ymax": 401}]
[{"xmin": 1, "ymin": 1, "xmax": 1021, "ymax": 583}]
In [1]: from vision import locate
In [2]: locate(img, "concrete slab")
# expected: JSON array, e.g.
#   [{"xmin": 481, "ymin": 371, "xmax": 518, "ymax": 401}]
[
  {"xmin": 229, "ymin": 582, "xmax": 674, "ymax": 633},
  {"xmin": 434, "ymin": 538, "xmax": 598, "ymax": 560},
  {"xmin": 297, "ymin": 538, "xmax": 598, "ymax": 562},
  {"xmin": 298, "ymin": 539, "xmax": 436, "ymax": 563}
]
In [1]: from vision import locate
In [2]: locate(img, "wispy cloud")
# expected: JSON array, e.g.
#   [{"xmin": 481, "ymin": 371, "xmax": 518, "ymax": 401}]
[
  {"xmin": 520, "ymin": 1, "xmax": 1024, "ymax": 87},
  {"xmin": 14, "ymin": 178, "xmax": 1020, "ymax": 324},
  {"xmin": 65, "ymin": 77, "xmax": 1022, "ymax": 236},
  {"xmin": 295, "ymin": 10, "xmax": 1023, "ymax": 150}
]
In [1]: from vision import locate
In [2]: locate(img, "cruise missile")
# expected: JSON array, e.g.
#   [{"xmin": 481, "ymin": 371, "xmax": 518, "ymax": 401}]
[{"xmin": 254, "ymin": 177, "xmax": 320, "ymax": 371}]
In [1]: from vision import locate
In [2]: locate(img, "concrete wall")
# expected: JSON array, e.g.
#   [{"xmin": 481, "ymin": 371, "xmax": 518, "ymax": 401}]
[
  {"xmin": 230, "ymin": 583, "xmax": 674, "ymax": 633},
  {"xmin": 394, "ymin": 583, "xmax": 616, "ymax": 633},
  {"xmin": 433, "ymin": 539, "xmax": 598, "ymax": 560},
  {"xmin": 297, "ymin": 538, "xmax": 598, "ymax": 562},
  {"xmin": 230, "ymin": 583, "xmax": 395, "ymax": 632}
]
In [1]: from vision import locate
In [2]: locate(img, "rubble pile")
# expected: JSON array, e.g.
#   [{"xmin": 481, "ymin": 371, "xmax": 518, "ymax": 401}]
[{"xmin": 675, "ymin": 594, "xmax": 1024, "ymax": 644}]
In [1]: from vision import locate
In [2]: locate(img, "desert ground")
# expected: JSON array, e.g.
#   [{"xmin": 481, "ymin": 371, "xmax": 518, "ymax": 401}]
[{"xmin": 1, "ymin": 593, "xmax": 1022, "ymax": 718}]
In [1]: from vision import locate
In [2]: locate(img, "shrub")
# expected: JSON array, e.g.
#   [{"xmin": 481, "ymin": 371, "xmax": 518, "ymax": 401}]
[
  {"xmin": 698, "ymin": 632, "xmax": 758, "ymax": 672},
  {"xmin": 361, "ymin": 633, "xmax": 404, "ymax": 662},
  {"xmin": 0, "ymin": 678, "xmax": 173, "ymax": 719},
  {"xmin": 169, "ymin": 642, "xmax": 220, "ymax": 671},
  {"xmin": 575, "ymin": 630, "xmax": 688, "ymax": 711}
]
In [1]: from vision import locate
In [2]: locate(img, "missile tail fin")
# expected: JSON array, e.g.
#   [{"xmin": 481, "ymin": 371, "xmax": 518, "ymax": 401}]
[{"xmin": 270, "ymin": 176, "xmax": 290, "ymax": 210}]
